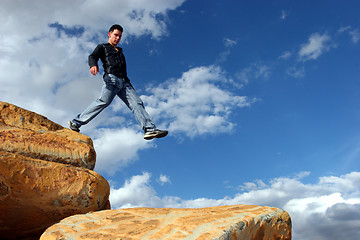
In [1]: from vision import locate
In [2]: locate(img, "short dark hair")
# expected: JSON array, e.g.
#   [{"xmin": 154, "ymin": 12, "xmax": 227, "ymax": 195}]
[{"xmin": 109, "ymin": 24, "xmax": 123, "ymax": 33}]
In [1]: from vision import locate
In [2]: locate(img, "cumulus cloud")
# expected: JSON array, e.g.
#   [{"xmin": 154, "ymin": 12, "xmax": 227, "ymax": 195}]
[
  {"xmin": 298, "ymin": 33, "xmax": 333, "ymax": 61},
  {"xmin": 109, "ymin": 172, "xmax": 180, "ymax": 208},
  {"xmin": 110, "ymin": 171, "xmax": 360, "ymax": 240},
  {"xmin": 93, "ymin": 127, "xmax": 154, "ymax": 175},
  {"xmin": 109, "ymin": 172, "xmax": 159, "ymax": 208},
  {"xmin": 141, "ymin": 65, "xmax": 255, "ymax": 137}
]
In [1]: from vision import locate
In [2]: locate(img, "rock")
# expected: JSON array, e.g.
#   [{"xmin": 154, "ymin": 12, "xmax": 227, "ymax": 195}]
[
  {"xmin": 0, "ymin": 101, "xmax": 96, "ymax": 169},
  {"xmin": 0, "ymin": 127, "xmax": 96, "ymax": 170},
  {"xmin": 0, "ymin": 102, "xmax": 110, "ymax": 239},
  {"xmin": 0, "ymin": 151, "xmax": 110, "ymax": 239},
  {"xmin": 40, "ymin": 205, "xmax": 291, "ymax": 240},
  {"xmin": 0, "ymin": 101, "xmax": 63, "ymax": 131}
]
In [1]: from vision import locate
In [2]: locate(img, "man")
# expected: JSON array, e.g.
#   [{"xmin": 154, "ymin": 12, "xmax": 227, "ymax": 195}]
[{"xmin": 68, "ymin": 24, "xmax": 168, "ymax": 140}]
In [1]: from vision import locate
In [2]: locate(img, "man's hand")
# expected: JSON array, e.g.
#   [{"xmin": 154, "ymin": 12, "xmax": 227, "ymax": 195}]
[{"xmin": 90, "ymin": 66, "xmax": 99, "ymax": 76}]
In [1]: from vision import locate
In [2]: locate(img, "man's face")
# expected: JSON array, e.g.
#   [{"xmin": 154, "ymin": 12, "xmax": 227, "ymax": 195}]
[{"xmin": 108, "ymin": 29, "xmax": 122, "ymax": 46}]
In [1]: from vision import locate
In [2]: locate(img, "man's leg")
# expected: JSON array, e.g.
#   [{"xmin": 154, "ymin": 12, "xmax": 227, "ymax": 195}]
[
  {"xmin": 71, "ymin": 83, "xmax": 117, "ymax": 130},
  {"xmin": 118, "ymin": 81, "xmax": 155, "ymax": 130},
  {"xmin": 119, "ymin": 82, "xmax": 167, "ymax": 140}
]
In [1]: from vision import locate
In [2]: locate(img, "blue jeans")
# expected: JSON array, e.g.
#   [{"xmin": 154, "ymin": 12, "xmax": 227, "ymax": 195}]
[{"xmin": 72, "ymin": 74, "xmax": 155, "ymax": 131}]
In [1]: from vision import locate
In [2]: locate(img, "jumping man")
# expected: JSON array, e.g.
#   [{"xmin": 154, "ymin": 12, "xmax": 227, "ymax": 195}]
[{"xmin": 68, "ymin": 24, "xmax": 168, "ymax": 140}]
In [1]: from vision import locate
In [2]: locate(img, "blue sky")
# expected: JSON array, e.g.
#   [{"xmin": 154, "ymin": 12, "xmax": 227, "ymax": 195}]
[{"xmin": 1, "ymin": 1, "xmax": 360, "ymax": 239}]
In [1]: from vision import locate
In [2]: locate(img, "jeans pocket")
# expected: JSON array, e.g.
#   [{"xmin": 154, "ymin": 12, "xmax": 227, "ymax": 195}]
[{"xmin": 103, "ymin": 74, "xmax": 116, "ymax": 85}]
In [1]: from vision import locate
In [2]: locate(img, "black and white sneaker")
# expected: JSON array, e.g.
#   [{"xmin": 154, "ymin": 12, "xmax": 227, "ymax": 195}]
[
  {"xmin": 68, "ymin": 121, "xmax": 80, "ymax": 132},
  {"xmin": 144, "ymin": 129, "xmax": 168, "ymax": 140}
]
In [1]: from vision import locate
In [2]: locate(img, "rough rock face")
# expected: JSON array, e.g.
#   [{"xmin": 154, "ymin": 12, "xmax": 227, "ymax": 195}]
[
  {"xmin": 0, "ymin": 102, "xmax": 96, "ymax": 169},
  {"xmin": 0, "ymin": 153, "xmax": 110, "ymax": 238},
  {"xmin": 40, "ymin": 205, "xmax": 292, "ymax": 240},
  {"xmin": 0, "ymin": 102, "xmax": 110, "ymax": 239}
]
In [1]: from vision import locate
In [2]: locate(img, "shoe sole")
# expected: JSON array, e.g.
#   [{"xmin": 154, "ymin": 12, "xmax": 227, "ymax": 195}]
[{"xmin": 144, "ymin": 131, "xmax": 168, "ymax": 140}]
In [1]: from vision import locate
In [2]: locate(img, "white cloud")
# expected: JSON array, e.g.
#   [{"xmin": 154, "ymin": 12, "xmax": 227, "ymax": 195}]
[
  {"xmin": 109, "ymin": 172, "xmax": 160, "ymax": 208},
  {"xmin": 298, "ymin": 33, "xmax": 332, "ymax": 61},
  {"xmin": 349, "ymin": 29, "xmax": 360, "ymax": 44},
  {"xmin": 109, "ymin": 171, "xmax": 360, "ymax": 240},
  {"xmin": 286, "ymin": 65, "xmax": 305, "ymax": 78},
  {"xmin": 93, "ymin": 127, "xmax": 154, "ymax": 175},
  {"xmin": 142, "ymin": 65, "xmax": 255, "ymax": 137},
  {"xmin": 217, "ymin": 50, "xmax": 231, "ymax": 63},
  {"xmin": 254, "ymin": 65, "xmax": 271, "ymax": 79},
  {"xmin": 338, "ymin": 26, "xmax": 352, "ymax": 34},
  {"xmin": 223, "ymin": 38, "xmax": 237, "ymax": 48},
  {"xmin": 235, "ymin": 63, "xmax": 271, "ymax": 86},
  {"xmin": 216, "ymin": 38, "xmax": 237, "ymax": 63},
  {"xmin": 285, "ymin": 194, "xmax": 360, "ymax": 240},
  {"xmin": 158, "ymin": 174, "xmax": 172, "ymax": 185},
  {"xmin": 239, "ymin": 179, "xmax": 267, "ymax": 191},
  {"xmin": 279, "ymin": 51, "xmax": 292, "ymax": 59},
  {"xmin": 338, "ymin": 26, "xmax": 360, "ymax": 44},
  {"xmin": 110, "ymin": 172, "xmax": 180, "ymax": 208}
]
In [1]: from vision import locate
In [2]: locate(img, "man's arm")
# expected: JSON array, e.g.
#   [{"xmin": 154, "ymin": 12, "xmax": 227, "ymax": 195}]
[{"xmin": 88, "ymin": 44, "xmax": 102, "ymax": 76}]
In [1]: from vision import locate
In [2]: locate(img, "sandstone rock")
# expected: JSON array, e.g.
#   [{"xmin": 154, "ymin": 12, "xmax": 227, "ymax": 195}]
[
  {"xmin": 0, "ymin": 151, "xmax": 110, "ymax": 239},
  {"xmin": 0, "ymin": 101, "xmax": 96, "ymax": 169},
  {"xmin": 0, "ymin": 102, "xmax": 110, "ymax": 239},
  {"xmin": 40, "ymin": 205, "xmax": 291, "ymax": 240},
  {"xmin": 0, "ymin": 101, "xmax": 63, "ymax": 131}
]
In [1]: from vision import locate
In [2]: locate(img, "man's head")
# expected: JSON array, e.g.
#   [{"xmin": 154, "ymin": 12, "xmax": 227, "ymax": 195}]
[
  {"xmin": 109, "ymin": 24, "xmax": 123, "ymax": 33},
  {"xmin": 108, "ymin": 24, "xmax": 123, "ymax": 47}
]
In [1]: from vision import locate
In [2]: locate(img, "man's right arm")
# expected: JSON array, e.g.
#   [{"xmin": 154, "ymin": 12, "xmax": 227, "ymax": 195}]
[{"xmin": 88, "ymin": 44, "xmax": 102, "ymax": 76}]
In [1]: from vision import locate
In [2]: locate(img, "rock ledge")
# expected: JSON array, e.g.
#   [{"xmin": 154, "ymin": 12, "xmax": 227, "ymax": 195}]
[{"xmin": 40, "ymin": 205, "xmax": 291, "ymax": 240}]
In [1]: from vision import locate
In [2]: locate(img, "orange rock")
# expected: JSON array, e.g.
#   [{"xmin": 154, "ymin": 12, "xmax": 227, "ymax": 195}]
[
  {"xmin": 0, "ymin": 102, "xmax": 109, "ymax": 239},
  {"xmin": 0, "ymin": 101, "xmax": 96, "ymax": 169},
  {"xmin": 0, "ymin": 151, "xmax": 110, "ymax": 239},
  {"xmin": 0, "ymin": 101, "xmax": 63, "ymax": 131},
  {"xmin": 40, "ymin": 205, "xmax": 291, "ymax": 240}
]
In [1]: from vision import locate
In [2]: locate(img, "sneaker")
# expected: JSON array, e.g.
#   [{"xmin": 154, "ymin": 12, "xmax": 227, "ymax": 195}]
[
  {"xmin": 144, "ymin": 129, "xmax": 168, "ymax": 140},
  {"xmin": 68, "ymin": 121, "xmax": 80, "ymax": 132}
]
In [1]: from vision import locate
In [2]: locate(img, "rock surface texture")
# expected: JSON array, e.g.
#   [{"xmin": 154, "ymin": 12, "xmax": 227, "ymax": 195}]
[
  {"xmin": 40, "ymin": 205, "xmax": 292, "ymax": 240},
  {"xmin": 0, "ymin": 102, "xmax": 110, "ymax": 239},
  {"xmin": 0, "ymin": 102, "xmax": 96, "ymax": 169}
]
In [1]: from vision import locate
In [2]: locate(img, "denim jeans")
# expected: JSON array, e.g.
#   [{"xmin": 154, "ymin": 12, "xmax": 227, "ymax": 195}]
[{"xmin": 72, "ymin": 74, "xmax": 155, "ymax": 131}]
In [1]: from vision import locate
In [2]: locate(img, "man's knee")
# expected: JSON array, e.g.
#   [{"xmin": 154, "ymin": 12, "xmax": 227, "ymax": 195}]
[{"xmin": 96, "ymin": 98, "xmax": 111, "ymax": 107}]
